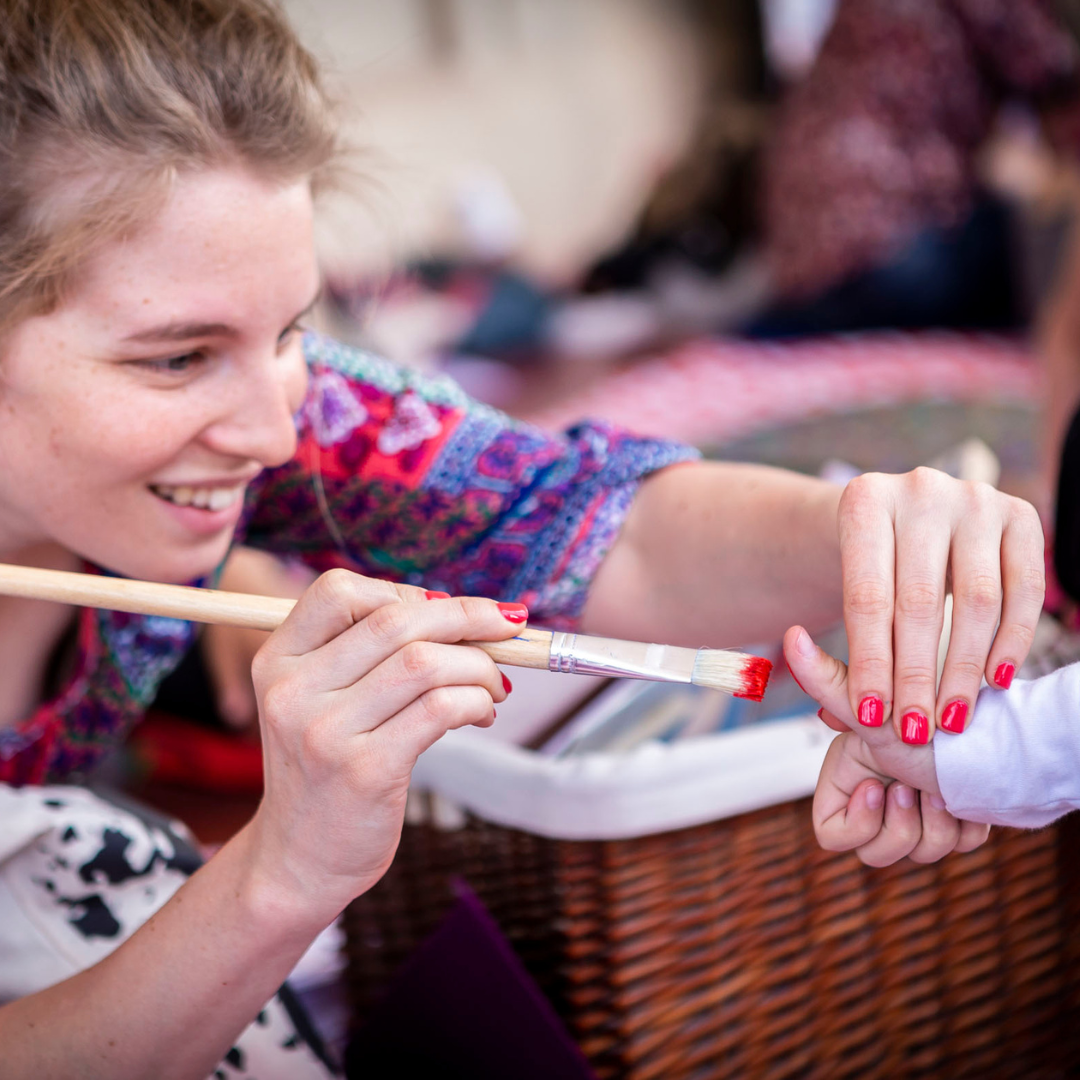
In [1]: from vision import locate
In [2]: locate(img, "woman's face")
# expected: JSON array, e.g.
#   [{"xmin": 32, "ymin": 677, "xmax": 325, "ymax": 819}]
[{"xmin": 0, "ymin": 167, "xmax": 319, "ymax": 583}]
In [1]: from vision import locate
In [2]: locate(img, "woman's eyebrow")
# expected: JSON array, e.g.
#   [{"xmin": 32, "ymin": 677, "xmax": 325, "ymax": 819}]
[
  {"xmin": 122, "ymin": 289, "xmax": 322, "ymax": 344},
  {"xmin": 122, "ymin": 320, "xmax": 238, "ymax": 344}
]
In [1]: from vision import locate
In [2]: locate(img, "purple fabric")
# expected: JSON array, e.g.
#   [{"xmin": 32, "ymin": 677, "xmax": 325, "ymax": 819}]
[{"xmin": 345, "ymin": 882, "xmax": 596, "ymax": 1080}]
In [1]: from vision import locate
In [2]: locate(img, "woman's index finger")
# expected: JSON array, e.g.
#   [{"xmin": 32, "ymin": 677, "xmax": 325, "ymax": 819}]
[{"xmin": 268, "ymin": 569, "xmax": 422, "ymax": 658}]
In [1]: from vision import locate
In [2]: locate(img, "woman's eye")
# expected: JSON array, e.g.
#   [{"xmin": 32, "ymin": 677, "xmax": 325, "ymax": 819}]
[{"xmin": 141, "ymin": 351, "xmax": 202, "ymax": 374}]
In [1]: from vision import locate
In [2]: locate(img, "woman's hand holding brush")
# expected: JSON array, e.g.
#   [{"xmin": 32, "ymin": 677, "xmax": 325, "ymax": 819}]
[{"xmin": 243, "ymin": 571, "xmax": 520, "ymax": 925}]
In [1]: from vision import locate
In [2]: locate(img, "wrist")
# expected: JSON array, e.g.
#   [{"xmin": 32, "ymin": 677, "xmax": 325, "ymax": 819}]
[{"xmin": 223, "ymin": 818, "xmax": 346, "ymax": 945}]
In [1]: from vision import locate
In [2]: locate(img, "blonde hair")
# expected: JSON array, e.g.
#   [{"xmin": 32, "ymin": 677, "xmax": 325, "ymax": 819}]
[{"xmin": 0, "ymin": 0, "xmax": 338, "ymax": 331}]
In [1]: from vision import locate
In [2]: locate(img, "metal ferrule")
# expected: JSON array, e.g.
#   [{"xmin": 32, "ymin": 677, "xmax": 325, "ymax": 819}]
[{"xmin": 547, "ymin": 631, "xmax": 696, "ymax": 683}]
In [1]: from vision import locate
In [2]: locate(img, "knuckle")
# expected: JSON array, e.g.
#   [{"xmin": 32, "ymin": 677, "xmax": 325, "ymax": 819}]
[
  {"xmin": 889, "ymin": 818, "xmax": 922, "ymax": 851},
  {"xmin": 954, "ymin": 574, "xmax": 1001, "ymax": 618},
  {"xmin": 1001, "ymin": 620, "xmax": 1036, "ymax": 653},
  {"xmin": 300, "ymin": 718, "xmax": 337, "ymax": 763},
  {"xmin": 816, "ymin": 832, "xmax": 847, "ymax": 853},
  {"xmin": 250, "ymin": 644, "xmax": 276, "ymax": 693},
  {"xmin": 451, "ymin": 595, "xmax": 486, "ymax": 622},
  {"xmin": 363, "ymin": 601, "xmax": 411, "ymax": 649},
  {"xmin": 944, "ymin": 656, "xmax": 988, "ymax": 686},
  {"xmin": 895, "ymin": 579, "xmax": 942, "ymax": 621},
  {"xmin": 839, "ymin": 473, "xmax": 886, "ymax": 522},
  {"xmin": 1015, "ymin": 564, "xmax": 1047, "ymax": 606},
  {"xmin": 315, "ymin": 567, "xmax": 360, "ymax": 606},
  {"xmin": 894, "ymin": 659, "xmax": 939, "ymax": 687},
  {"xmin": 851, "ymin": 651, "xmax": 892, "ymax": 678},
  {"xmin": 900, "ymin": 466, "xmax": 943, "ymax": 503},
  {"xmin": 846, "ymin": 579, "xmax": 893, "ymax": 619},
  {"xmin": 965, "ymin": 480, "xmax": 997, "ymax": 512},
  {"xmin": 1009, "ymin": 495, "xmax": 1042, "ymax": 531},
  {"xmin": 910, "ymin": 827, "xmax": 959, "ymax": 864},
  {"xmin": 417, "ymin": 685, "xmax": 457, "ymax": 726},
  {"xmin": 260, "ymin": 676, "xmax": 304, "ymax": 726},
  {"xmin": 399, "ymin": 640, "xmax": 441, "ymax": 683}
]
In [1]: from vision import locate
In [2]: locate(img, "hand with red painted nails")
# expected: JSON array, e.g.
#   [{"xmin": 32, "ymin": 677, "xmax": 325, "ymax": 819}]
[
  {"xmin": 247, "ymin": 570, "xmax": 521, "ymax": 922},
  {"xmin": 837, "ymin": 468, "xmax": 1044, "ymax": 746},
  {"xmin": 785, "ymin": 626, "xmax": 992, "ymax": 865}
]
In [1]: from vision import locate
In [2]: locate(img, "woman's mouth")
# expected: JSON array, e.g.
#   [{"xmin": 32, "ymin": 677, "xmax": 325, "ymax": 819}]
[{"xmin": 150, "ymin": 483, "xmax": 247, "ymax": 512}]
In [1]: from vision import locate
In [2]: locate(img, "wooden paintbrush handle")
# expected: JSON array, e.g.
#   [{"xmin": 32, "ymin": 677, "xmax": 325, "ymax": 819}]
[{"xmin": 0, "ymin": 562, "xmax": 555, "ymax": 668}]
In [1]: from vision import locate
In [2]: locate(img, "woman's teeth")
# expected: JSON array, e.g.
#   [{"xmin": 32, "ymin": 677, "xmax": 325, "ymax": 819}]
[{"xmin": 152, "ymin": 484, "xmax": 244, "ymax": 511}]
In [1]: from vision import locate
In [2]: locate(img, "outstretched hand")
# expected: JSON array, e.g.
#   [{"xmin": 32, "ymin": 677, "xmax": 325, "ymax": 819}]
[
  {"xmin": 836, "ymin": 469, "xmax": 1043, "ymax": 744},
  {"xmin": 784, "ymin": 625, "xmax": 991, "ymax": 866}
]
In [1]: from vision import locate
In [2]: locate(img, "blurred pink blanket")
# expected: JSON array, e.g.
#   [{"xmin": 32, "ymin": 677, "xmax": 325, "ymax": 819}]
[{"xmin": 523, "ymin": 333, "xmax": 1036, "ymax": 444}]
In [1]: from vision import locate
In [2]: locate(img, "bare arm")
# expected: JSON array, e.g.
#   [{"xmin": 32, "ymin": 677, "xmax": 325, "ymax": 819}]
[
  {"xmin": 0, "ymin": 826, "xmax": 323, "ymax": 1080},
  {"xmin": 0, "ymin": 571, "xmax": 522, "ymax": 1079},
  {"xmin": 581, "ymin": 461, "xmax": 843, "ymax": 646},
  {"xmin": 584, "ymin": 460, "xmax": 1044, "ymax": 747}
]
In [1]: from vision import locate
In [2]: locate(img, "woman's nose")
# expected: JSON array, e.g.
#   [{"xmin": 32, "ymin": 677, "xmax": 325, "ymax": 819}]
[{"xmin": 204, "ymin": 346, "xmax": 308, "ymax": 467}]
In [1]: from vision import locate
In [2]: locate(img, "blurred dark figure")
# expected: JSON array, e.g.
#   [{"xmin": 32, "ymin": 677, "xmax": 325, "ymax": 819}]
[{"xmin": 750, "ymin": 0, "xmax": 1080, "ymax": 337}]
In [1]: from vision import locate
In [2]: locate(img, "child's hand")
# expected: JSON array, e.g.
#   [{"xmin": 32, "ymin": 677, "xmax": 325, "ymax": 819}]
[{"xmin": 784, "ymin": 625, "xmax": 992, "ymax": 865}]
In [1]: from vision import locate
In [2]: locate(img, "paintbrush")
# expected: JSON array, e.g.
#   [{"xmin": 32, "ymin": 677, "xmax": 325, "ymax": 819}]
[{"xmin": 0, "ymin": 563, "xmax": 773, "ymax": 700}]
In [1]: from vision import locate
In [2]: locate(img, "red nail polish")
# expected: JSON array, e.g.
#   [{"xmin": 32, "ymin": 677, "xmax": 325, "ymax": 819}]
[
  {"xmin": 901, "ymin": 711, "xmax": 929, "ymax": 745},
  {"xmin": 497, "ymin": 602, "xmax": 528, "ymax": 624},
  {"xmin": 994, "ymin": 662, "xmax": 1015, "ymax": 690},
  {"xmin": 857, "ymin": 695, "xmax": 884, "ymax": 727},
  {"xmin": 816, "ymin": 706, "xmax": 824, "ymax": 720},
  {"xmin": 501, "ymin": 673, "xmax": 513, "ymax": 694},
  {"xmin": 424, "ymin": 590, "xmax": 451, "ymax": 600},
  {"xmin": 940, "ymin": 700, "xmax": 968, "ymax": 734}
]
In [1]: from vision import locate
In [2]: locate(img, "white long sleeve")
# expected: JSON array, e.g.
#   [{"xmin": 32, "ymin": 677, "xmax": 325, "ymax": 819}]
[{"xmin": 934, "ymin": 661, "xmax": 1080, "ymax": 828}]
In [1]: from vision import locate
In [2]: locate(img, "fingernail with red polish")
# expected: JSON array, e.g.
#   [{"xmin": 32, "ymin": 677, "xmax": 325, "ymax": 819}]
[
  {"xmin": 994, "ymin": 662, "xmax": 1015, "ymax": 690},
  {"xmin": 901, "ymin": 711, "xmax": 929, "ymax": 745},
  {"xmin": 858, "ymin": 695, "xmax": 884, "ymax": 727},
  {"xmin": 816, "ymin": 706, "xmax": 824, "ymax": 721},
  {"xmin": 424, "ymin": 590, "xmax": 451, "ymax": 600},
  {"xmin": 940, "ymin": 700, "xmax": 968, "ymax": 734},
  {"xmin": 497, "ymin": 602, "xmax": 529, "ymax": 623},
  {"xmin": 501, "ymin": 673, "xmax": 513, "ymax": 694}
]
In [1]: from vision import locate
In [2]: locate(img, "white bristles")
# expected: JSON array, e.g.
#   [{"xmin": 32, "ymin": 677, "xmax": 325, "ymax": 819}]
[{"xmin": 690, "ymin": 649, "xmax": 773, "ymax": 701}]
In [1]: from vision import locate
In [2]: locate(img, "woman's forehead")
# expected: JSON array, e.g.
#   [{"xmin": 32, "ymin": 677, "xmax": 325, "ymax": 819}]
[{"xmin": 67, "ymin": 168, "xmax": 319, "ymax": 326}]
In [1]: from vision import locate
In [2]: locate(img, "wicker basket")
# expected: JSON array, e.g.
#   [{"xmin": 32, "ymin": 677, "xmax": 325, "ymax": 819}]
[{"xmin": 343, "ymin": 797, "xmax": 1080, "ymax": 1079}]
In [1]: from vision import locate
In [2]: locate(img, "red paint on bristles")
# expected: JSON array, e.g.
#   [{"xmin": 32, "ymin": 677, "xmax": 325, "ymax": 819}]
[{"xmin": 733, "ymin": 656, "xmax": 773, "ymax": 702}]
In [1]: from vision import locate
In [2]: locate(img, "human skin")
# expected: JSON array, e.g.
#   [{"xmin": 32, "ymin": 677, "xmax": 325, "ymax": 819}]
[
  {"xmin": 783, "ymin": 625, "xmax": 991, "ymax": 866},
  {"xmin": 0, "ymin": 165, "xmax": 1040, "ymax": 1074}
]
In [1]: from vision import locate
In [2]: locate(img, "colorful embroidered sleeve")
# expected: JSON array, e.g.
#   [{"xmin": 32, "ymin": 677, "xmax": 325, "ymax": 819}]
[{"xmin": 238, "ymin": 333, "xmax": 700, "ymax": 625}]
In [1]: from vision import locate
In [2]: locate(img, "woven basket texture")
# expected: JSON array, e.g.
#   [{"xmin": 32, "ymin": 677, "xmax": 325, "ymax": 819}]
[{"xmin": 343, "ymin": 800, "xmax": 1080, "ymax": 1079}]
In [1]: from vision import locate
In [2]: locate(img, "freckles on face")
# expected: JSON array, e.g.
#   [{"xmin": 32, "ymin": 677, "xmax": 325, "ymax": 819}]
[{"xmin": 0, "ymin": 167, "xmax": 320, "ymax": 580}]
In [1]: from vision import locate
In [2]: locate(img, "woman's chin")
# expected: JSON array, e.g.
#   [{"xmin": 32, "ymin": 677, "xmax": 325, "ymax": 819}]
[{"xmin": 89, "ymin": 533, "xmax": 235, "ymax": 585}]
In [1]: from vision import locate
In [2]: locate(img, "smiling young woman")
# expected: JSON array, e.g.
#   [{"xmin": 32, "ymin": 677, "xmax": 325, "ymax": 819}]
[{"xmin": 0, "ymin": 1, "xmax": 1048, "ymax": 1077}]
